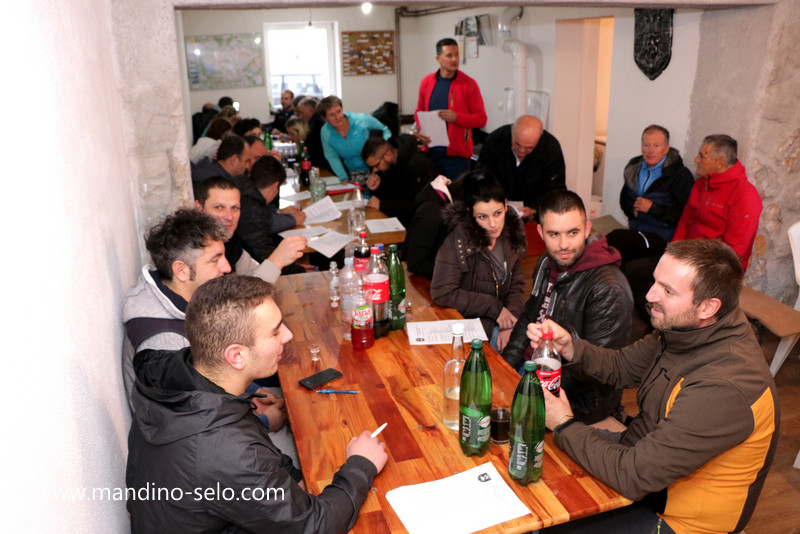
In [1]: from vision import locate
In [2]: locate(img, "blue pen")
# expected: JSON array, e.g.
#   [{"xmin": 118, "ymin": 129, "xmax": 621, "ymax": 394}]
[{"xmin": 316, "ymin": 389, "xmax": 360, "ymax": 394}]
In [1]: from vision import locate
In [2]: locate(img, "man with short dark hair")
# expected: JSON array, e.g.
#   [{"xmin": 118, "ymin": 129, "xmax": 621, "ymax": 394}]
[
  {"xmin": 126, "ymin": 275, "xmax": 388, "ymax": 533},
  {"xmin": 478, "ymin": 115, "xmax": 566, "ymax": 219},
  {"xmin": 361, "ymin": 134, "xmax": 438, "ymax": 226},
  {"xmin": 268, "ymin": 89, "xmax": 294, "ymax": 134},
  {"xmin": 531, "ymin": 239, "xmax": 778, "ymax": 534},
  {"xmin": 415, "ymin": 37, "xmax": 487, "ymax": 179},
  {"xmin": 193, "ymin": 177, "xmax": 306, "ymax": 282},
  {"xmin": 233, "ymin": 156, "xmax": 305, "ymax": 273},
  {"xmin": 503, "ymin": 190, "xmax": 632, "ymax": 424},
  {"xmin": 191, "ymin": 134, "xmax": 253, "ymax": 184},
  {"xmin": 606, "ymin": 124, "xmax": 694, "ymax": 263}
]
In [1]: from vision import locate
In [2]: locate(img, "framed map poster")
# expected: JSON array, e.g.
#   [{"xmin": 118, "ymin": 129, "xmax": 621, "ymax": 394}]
[
  {"xmin": 185, "ymin": 33, "xmax": 265, "ymax": 91},
  {"xmin": 342, "ymin": 31, "xmax": 395, "ymax": 76}
]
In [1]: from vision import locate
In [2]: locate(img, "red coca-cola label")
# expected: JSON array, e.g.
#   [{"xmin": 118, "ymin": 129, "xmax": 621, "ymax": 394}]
[
  {"xmin": 354, "ymin": 257, "xmax": 369, "ymax": 271},
  {"xmin": 363, "ymin": 274, "xmax": 389, "ymax": 303},
  {"xmin": 536, "ymin": 368, "xmax": 561, "ymax": 393},
  {"xmin": 300, "ymin": 160, "xmax": 312, "ymax": 170}
]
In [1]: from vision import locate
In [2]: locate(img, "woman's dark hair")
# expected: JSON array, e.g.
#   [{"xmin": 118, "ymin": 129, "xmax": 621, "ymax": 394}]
[
  {"xmin": 205, "ymin": 118, "xmax": 232, "ymax": 141},
  {"xmin": 232, "ymin": 117, "xmax": 262, "ymax": 138},
  {"xmin": 460, "ymin": 169, "xmax": 506, "ymax": 211}
]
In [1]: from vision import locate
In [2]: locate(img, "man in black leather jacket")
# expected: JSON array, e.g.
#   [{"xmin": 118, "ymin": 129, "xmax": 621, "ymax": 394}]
[{"xmin": 503, "ymin": 190, "xmax": 633, "ymax": 424}]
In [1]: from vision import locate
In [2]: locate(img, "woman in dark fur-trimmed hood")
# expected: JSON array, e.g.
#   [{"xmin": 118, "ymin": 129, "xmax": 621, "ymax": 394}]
[{"xmin": 430, "ymin": 169, "xmax": 527, "ymax": 350}]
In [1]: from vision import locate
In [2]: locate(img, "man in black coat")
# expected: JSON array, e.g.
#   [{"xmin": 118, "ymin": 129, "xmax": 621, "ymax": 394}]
[
  {"xmin": 503, "ymin": 190, "xmax": 633, "ymax": 424},
  {"xmin": 127, "ymin": 275, "xmax": 387, "ymax": 533},
  {"xmin": 478, "ymin": 115, "xmax": 566, "ymax": 220}
]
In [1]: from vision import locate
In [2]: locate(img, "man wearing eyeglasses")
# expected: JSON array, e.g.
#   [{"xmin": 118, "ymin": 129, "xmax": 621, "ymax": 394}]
[{"xmin": 361, "ymin": 133, "xmax": 438, "ymax": 227}]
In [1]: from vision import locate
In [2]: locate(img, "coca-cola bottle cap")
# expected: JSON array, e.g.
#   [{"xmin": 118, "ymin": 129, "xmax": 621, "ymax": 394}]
[
  {"xmin": 359, "ymin": 231, "xmax": 367, "ymax": 238},
  {"xmin": 541, "ymin": 330, "xmax": 554, "ymax": 340},
  {"xmin": 370, "ymin": 246, "xmax": 379, "ymax": 254}
]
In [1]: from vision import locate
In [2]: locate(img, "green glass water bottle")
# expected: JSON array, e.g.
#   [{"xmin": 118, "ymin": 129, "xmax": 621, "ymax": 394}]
[
  {"xmin": 459, "ymin": 339, "xmax": 492, "ymax": 456},
  {"xmin": 508, "ymin": 361, "xmax": 545, "ymax": 485}
]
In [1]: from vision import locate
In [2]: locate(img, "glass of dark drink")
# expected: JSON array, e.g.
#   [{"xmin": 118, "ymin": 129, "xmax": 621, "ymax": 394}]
[{"xmin": 491, "ymin": 406, "xmax": 510, "ymax": 444}]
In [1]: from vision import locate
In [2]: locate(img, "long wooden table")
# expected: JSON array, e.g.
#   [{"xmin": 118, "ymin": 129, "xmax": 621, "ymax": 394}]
[{"xmin": 275, "ymin": 270, "xmax": 631, "ymax": 533}]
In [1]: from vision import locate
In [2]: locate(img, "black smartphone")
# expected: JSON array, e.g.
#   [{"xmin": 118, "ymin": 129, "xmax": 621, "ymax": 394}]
[{"xmin": 299, "ymin": 368, "xmax": 343, "ymax": 390}]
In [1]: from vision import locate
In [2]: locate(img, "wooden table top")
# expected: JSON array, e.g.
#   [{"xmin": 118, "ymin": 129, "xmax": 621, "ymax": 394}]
[
  {"xmin": 279, "ymin": 182, "xmax": 406, "ymax": 254},
  {"xmin": 275, "ymin": 270, "xmax": 631, "ymax": 533}
]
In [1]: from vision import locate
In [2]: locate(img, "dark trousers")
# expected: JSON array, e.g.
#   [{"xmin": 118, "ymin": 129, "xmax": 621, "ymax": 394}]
[{"xmin": 426, "ymin": 148, "xmax": 470, "ymax": 181}]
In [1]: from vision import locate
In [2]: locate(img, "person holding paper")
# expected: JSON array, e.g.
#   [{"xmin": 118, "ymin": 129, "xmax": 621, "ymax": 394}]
[
  {"xmin": 415, "ymin": 38, "xmax": 487, "ymax": 180},
  {"xmin": 431, "ymin": 170, "xmax": 526, "ymax": 351},
  {"xmin": 127, "ymin": 274, "xmax": 388, "ymax": 533}
]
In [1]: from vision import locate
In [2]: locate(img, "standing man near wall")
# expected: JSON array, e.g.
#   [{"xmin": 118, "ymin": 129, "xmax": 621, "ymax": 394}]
[{"xmin": 415, "ymin": 38, "xmax": 487, "ymax": 180}]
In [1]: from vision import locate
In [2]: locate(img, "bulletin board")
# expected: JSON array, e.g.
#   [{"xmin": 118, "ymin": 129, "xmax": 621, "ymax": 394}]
[{"xmin": 341, "ymin": 31, "xmax": 395, "ymax": 76}]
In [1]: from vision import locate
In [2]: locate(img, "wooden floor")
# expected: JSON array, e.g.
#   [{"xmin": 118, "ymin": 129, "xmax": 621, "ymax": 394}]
[{"xmin": 520, "ymin": 253, "xmax": 800, "ymax": 533}]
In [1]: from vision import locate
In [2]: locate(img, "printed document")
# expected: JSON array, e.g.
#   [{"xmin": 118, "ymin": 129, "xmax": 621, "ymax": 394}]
[
  {"xmin": 406, "ymin": 319, "xmax": 488, "ymax": 345},
  {"xmin": 366, "ymin": 217, "xmax": 405, "ymax": 234},
  {"xmin": 307, "ymin": 231, "xmax": 354, "ymax": 258},
  {"xmin": 416, "ymin": 111, "xmax": 449, "ymax": 147},
  {"xmin": 278, "ymin": 226, "xmax": 329, "ymax": 239},
  {"xmin": 386, "ymin": 462, "xmax": 530, "ymax": 534},
  {"xmin": 303, "ymin": 196, "xmax": 342, "ymax": 224}
]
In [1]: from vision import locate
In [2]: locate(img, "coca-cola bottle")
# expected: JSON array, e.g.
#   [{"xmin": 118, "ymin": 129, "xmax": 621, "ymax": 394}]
[
  {"xmin": 353, "ymin": 231, "xmax": 370, "ymax": 272},
  {"xmin": 363, "ymin": 246, "xmax": 390, "ymax": 339},
  {"xmin": 298, "ymin": 145, "xmax": 311, "ymax": 187},
  {"xmin": 532, "ymin": 329, "xmax": 561, "ymax": 395},
  {"xmin": 351, "ymin": 263, "xmax": 374, "ymax": 350}
]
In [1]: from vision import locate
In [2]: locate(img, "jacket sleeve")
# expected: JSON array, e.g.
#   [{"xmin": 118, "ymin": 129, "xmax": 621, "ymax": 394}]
[
  {"xmin": 620, "ymin": 183, "xmax": 636, "ymax": 221},
  {"xmin": 571, "ymin": 269, "xmax": 633, "ymax": 350},
  {"xmin": 502, "ymin": 296, "xmax": 538, "ymax": 371},
  {"xmin": 453, "ymin": 78, "xmax": 487, "ymax": 129},
  {"xmin": 647, "ymin": 166, "xmax": 695, "ymax": 226},
  {"xmin": 235, "ymin": 250, "xmax": 280, "ymax": 284},
  {"xmin": 503, "ymin": 255, "xmax": 526, "ymax": 318},
  {"xmin": 554, "ymin": 376, "xmax": 755, "ymax": 501},
  {"xmin": 321, "ymin": 126, "xmax": 350, "ymax": 181},
  {"xmin": 430, "ymin": 236, "xmax": 504, "ymax": 321},
  {"xmin": 237, "ymin": 202, "xmax": 277, "ymax": 264},
  {"xmin": 722, "ymin": 184, "xmax": 762, "ymax": 264},
  {"xmin": 406, "ymin": 203, "xmax": 441, "ymax": 279},
  {"xmin": 359, "ymin": 114, "xmax": 391, "ymax": 140},
  {"xmin": 204, "ymin": 437, "xmax": 378, "ymax": 534}
]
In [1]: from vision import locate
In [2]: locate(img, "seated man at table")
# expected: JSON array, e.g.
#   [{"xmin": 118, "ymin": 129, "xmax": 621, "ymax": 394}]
[
  {"xmin": 127, "ymin": 274, "xmax": 388, "ymax": 533},
  {"xmin": 121, "ymin": 208, "xmax": 301, "ymax": 464},
  {"xmin": 233, "ymin": 156, "xmax": 306, "ymax": 273},
  {"xmin": 191, "ymin": 134, "xmax": 253, "ymax": 184},
  {"xmin": 605, "ymin": 124, "xmax": 694, "ymax": 264},
  {"xmin": 478, "ymin": 115, "xmax": 566, "ymax": 220},
  {"xmin": 530, "ymin": 239, "xmax": 778, "ymax": 534},
  {"xmin": 503, "ymin": 190, "xmax": 632, "ymax": 424},
  {"xmin": 194, "ymin": 177, "xmax": 306, "ymax": 281},
  {"xmin": 362, "ymin": 134, "xmax": 438, "ymax": 227}
]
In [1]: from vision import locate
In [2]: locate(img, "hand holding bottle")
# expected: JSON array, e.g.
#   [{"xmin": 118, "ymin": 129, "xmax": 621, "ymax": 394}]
[
  {"xmin": 543, "ymin": 386, "xmax": 573, "ymax": 432},
  {"xmin": 526, "ymin": 319, "xmax": 574, "ymax": 362}
]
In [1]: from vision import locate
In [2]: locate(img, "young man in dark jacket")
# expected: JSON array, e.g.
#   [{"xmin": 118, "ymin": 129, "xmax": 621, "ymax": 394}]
[
  {"xmin": 127, "ymin": 275, "xmax": 387, "ymax": 533},
  {"xmin": 503, "ymin": 190, "xmax": 633, "ymax": 424}
]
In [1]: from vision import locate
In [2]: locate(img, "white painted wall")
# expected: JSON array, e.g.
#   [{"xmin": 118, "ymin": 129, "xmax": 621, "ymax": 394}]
[
  {"xmin": 180, "ymin": 6, "xmax": 398, "ymax": 128},
  {"xmin": 4, "ymin": 0, "xmax": 136, "ymax": 530}
]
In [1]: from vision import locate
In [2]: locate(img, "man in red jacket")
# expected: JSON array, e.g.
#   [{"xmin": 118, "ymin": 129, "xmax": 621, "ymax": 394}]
[
  {"xmin": 625, "ymin": 134, "xmax": 762, "ymax": 319},
  {"xmin": 415, "ymin": 37, "xmax": 487, "ymax": 180}
]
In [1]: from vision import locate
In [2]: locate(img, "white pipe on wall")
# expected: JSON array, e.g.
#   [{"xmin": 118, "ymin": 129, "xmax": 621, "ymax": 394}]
[{"xmin": 499, "ymin": 7, "xmax": 527, "ymax": 120}]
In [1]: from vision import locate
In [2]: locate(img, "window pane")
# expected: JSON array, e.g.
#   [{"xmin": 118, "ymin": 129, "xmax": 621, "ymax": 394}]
[{"xmin": 267, "ymin": 27, "xmax": 329, "ymax": 104}]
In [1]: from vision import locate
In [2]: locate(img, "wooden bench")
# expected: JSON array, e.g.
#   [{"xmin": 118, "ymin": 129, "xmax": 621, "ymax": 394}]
[{"xmin": 739, "ymin": 286, "xmax": 800, "ymax": 376}]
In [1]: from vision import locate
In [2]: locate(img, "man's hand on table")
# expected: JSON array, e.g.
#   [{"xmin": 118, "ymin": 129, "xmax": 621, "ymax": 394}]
[
  {"xmin": 347, "ymin": 430, "xmax": 388, "ymax": 473},
  {"xmin": 526, "ymin": 319, "xmax": 575, "ymax": 362},
  {"xmin": 367, "ymin": 196, "xmax": 380, "ymax": 209},
  {"xmin": 268, "ymin": 235, "xmax": 307, "ymax": 269},
  {"xmin": 252, "ymin": 390, "xmax": 287, "ymax": 432},
  {"xmin": 280, "ymin": 205, "xmax": 306, "ymax": 225}
]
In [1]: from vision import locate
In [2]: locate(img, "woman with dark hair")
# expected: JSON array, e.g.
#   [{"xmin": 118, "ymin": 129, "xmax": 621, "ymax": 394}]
[
  {"xmin": 430, "ymin": 170, "xmax": 527, "ymax": 350},
  {"xmin": 189, "ymin": 117, "xmax": 232, "ymax": 164},
  {"xmin": 232, "ymin": 117, "xmax": 262, "ymax": 138}
]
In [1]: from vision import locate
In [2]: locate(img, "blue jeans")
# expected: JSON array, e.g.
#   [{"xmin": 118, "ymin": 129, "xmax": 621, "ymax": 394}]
[{"xmin": 427, "ymin": 148, "xmax": 470, "ymax": 181}]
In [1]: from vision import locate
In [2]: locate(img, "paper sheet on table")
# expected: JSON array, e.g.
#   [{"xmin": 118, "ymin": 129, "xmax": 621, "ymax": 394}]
[
  {"xmin": 278, "ymin": 226, "xmax": 329, "ymax": 239},
  {"xmin": 306, "ymin": 231, "xmax": 354, "ymax": 258},
  {"xmin": 366, "ymin": 217, "xmax": 405, "ymax": 234},
  {"xmin": 386, "ymin": 462, "xmax": 530, "ymax": 534},
  {"xmin": 281, "ymin": 190, "xmax": 311, "ymax": 202},
  {"xmin": 322, "ymin": 176, "xmax": 340, "ymax": 186},
  {"xmin": 507, "ymin": 200, "xmax": 524, "ymax": 218},
  {"xmin": 333, "ymin": 199, "xmax": 356, "ymax": 211},
  {"xmin": 303, "ymin": 196, "xmax": 342, "ymax": 224},
  {"xmin": 416, "ymin": 111, "xmax": 449, "ymax": 147},
  {"xmin": 406, "ymin": 318, "xmax": 488, "ymax": 345}
]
